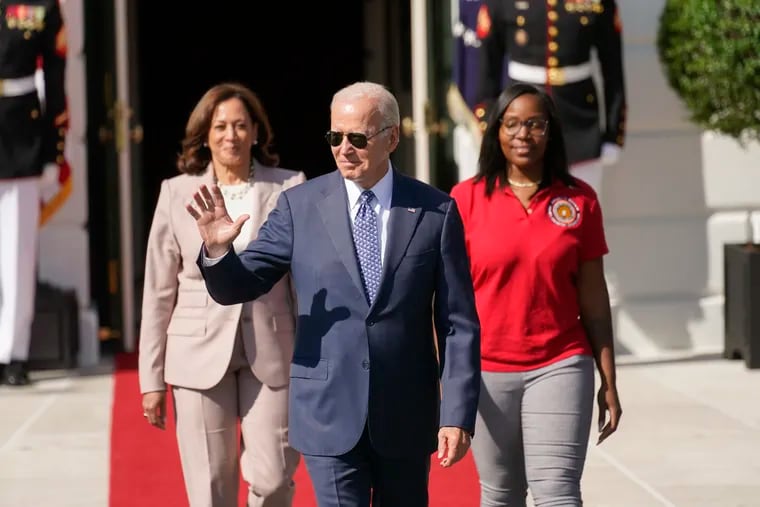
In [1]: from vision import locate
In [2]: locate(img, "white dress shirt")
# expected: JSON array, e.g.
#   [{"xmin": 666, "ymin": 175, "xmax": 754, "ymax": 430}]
[{"xmin": 344, "ymin": 162, "xmax": 393, "ymax": 265}]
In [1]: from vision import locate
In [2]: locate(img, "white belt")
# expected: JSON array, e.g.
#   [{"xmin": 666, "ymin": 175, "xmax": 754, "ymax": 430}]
[
  {"xmin": 0, "ymin": 75, "xmax": 37, "ymax": 97},
  {"xmin": 508, "ymin": 61, "xmax": 593, "ymax": 86}
]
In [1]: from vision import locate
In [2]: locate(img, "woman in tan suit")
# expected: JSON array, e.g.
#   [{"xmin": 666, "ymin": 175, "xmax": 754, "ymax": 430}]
[{"xmin": 138, "ymin": 82, "xmax": 304, "ymax": 507}]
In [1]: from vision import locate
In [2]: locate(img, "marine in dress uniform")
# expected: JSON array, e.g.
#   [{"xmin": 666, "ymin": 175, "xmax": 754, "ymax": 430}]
[
  {"xmin": 475, "ymin": 0, "xmax": 626, "ymax": 194},
  {"xmin": 0, "ymin": 0, "xmax": 67, "ymax": 385}
]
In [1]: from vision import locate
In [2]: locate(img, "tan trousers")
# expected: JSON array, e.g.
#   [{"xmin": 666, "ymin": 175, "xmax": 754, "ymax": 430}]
[{"xmin": 172, "ymin": 335, "xmax": 300, "ymax": 507}]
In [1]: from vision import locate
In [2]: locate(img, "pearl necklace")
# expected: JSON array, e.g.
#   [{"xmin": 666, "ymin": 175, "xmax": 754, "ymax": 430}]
[
  {"xmin": 216, "ymin": 164, "xmax": 254, "ymax": 201},
  {"xmin": 508, "ymin": 178, "xmax": 541, "ymax": 188},
  {"xmin": 218, "ymin": 181, "xmax": 251, "ymax": 200}
]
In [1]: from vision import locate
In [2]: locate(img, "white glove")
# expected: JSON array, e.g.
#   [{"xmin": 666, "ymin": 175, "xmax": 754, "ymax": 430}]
[
  {"xmin": 40, "ymin": 162, "xmax": 61, "ymax": 202},
  {"xmin": 601, "ymin": 143, "xmax": 621, "ymax": 166}
]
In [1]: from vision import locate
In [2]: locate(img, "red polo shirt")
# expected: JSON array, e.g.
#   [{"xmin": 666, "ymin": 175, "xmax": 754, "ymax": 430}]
[{"xmin": 451, "ymin": 177, "xmax": 608, "ymax": 372}]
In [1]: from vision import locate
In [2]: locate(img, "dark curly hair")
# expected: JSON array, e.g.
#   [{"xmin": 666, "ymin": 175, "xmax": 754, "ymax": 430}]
[
  {"xmin": 177, "ymin": 82, "xmax": 279, "ymax": 174},
  {"xmin": 476, "ymin": 83, "xmax": 574, "ymax": 196}
]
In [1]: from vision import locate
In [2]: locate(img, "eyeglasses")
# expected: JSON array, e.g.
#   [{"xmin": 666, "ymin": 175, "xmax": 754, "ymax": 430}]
[
  {"xmin": 500, "ymin": 118, "xmax": 549, "ymax": 136},
  {"xmin": 325, "ymin": 126, "xmax": 392, "ymax": 149}
]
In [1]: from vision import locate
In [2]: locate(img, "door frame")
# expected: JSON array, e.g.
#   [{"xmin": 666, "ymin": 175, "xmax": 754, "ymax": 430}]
[
  {"xmin": 85, "ymin": 0, "xmax": 143, "ymax": 353},
  {"xmin": 113, "ymin": 0, "xmax": 139, "ymax": 352}
]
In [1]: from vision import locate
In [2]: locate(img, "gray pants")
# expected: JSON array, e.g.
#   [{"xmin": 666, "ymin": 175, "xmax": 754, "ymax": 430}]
[{"xmin": 471, "ymin": 354, "xmax": 594, "ymax": 507}]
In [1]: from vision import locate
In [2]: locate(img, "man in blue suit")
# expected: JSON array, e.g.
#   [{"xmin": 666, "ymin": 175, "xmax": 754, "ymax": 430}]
[{"xmin": 187, "ymin": 81, "xmax": 481, "ymax": 506}]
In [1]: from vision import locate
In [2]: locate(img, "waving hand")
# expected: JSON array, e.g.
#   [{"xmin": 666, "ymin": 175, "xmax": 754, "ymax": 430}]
[{"xmin": 186, "ymin": 184, "xmax": 249, "ymax": 257}]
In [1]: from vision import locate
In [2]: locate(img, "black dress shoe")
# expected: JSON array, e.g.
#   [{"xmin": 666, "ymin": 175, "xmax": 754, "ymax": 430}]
[{"xmin": 3, "ymin": 361, "xmax": 30, "ymax": 386}]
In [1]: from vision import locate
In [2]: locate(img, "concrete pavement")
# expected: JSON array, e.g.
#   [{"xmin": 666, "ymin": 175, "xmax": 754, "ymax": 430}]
[
  {"xmin": 580, "ymin": 354, "xmax": 760, "ymax": 507},
  {"xmin": 1, "ymin": 353, "xmax": 759, "ymax": 507},
  {"xmin": 0, "ymin": 363, "xmax": 112, "ymax": 507}
]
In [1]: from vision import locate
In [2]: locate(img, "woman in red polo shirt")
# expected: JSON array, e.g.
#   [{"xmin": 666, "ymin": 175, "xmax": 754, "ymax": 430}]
[{"xmin": 451, "ymin": 83, "xmax": 622, "ymax": 506}]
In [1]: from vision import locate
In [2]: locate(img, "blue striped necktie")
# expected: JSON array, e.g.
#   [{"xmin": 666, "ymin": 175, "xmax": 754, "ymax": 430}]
[{"xmin": 353, "ymin": 190, "xmax": 382, "ymax": 304}]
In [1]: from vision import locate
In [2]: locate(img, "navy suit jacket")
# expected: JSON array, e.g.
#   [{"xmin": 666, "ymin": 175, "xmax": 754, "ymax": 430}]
[{"xmin": 199, "ymin": 168, "xmax": 481, "ymax": 458}]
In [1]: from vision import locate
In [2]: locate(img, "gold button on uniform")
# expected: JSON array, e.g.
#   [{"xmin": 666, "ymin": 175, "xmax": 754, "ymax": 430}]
[
  {"xmin": 586, "ymin": 94, "xmax": 595, "ymax": 103},
  {"xmin": 517, "ymin": 15, "xmax": 525, "ymax": 26},
  {"xmin": 580, "ymin": 16, "xmax": 589, "ymax": 25},
  {"xmin": 547, "ymin": 0, "xmax": 557, "ymax": 5},
  {"xmin": 548, "ymin": 26, "xmax": 558, "ymax": 37},
  {"xmin": 31, "ymin": 109, "xmax": 40, "ymax": 119},
  {"xmin": 548, "ymin": 41, "xmax": 558, "ymax": 52},
  {"xmin": 515, "ymin": 29, "xmax": 529, "ymax": 46},
  {"xmin": 548, "ymin": 10, "xmax": 558, "ymax": 21},
  {"xmin": 547, "ymin": 56, "xmax": 559, "ymax": 67}
]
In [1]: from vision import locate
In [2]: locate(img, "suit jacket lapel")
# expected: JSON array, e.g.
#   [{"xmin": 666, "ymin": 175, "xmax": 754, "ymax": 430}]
[
  {"xmin": 317, "ymin": 171, "xmax": 367, "ymax": 304},
  {"xmin": 202, "ymin": 164, "xmax": 215, "ymax": 187},
  {"xmin": 247, "ymin": 165, "xmax": 266, "ymax": 242},
  {"xmin": 374, "ymin": 171, "xmax": 422, "ymax": 307}
]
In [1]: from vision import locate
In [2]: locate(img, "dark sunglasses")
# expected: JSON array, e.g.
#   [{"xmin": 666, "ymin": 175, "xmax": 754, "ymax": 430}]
[{"xmin": 325, "ymin": 126, "xmax": 392, "ymax": 149}]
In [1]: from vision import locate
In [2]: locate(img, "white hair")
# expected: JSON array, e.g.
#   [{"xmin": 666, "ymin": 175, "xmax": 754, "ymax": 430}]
[{"xmin": 331, "ymin": 81, "xmax": 400, "ymax": 128}]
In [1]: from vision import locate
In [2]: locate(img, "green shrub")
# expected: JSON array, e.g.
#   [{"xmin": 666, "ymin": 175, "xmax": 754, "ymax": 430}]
[{"xmin": 657, "ymin": 1, "xmax": 760, "ymax": 141}]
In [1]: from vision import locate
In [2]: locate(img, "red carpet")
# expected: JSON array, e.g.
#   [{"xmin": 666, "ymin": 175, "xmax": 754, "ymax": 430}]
[{"xmin": 109, "ymin": 353, "xmax": 479, "ymax": 506}]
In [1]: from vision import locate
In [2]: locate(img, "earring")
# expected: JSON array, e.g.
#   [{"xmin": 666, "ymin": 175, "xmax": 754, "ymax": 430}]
[{"xmin": 253, "ymin": 139, "xmax": 259, "ymax": 146}]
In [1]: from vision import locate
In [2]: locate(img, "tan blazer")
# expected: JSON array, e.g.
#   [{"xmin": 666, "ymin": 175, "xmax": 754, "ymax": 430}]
[{"xmin": 138, "ymin": 163, "xmax": 306, "ymax": 393}]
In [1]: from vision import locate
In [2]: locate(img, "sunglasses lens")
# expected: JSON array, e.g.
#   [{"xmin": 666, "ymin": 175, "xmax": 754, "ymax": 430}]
[
  {"xmin": 326, "ymin": 131, "xmax": 343, "ymax": 147},
  {"xmin": 347, "ymin": 133, "xmax": 368, "ymax": 149},
  {"xmin": 325, "ymin": 131, "xmax": 370, "ymax": 148}
]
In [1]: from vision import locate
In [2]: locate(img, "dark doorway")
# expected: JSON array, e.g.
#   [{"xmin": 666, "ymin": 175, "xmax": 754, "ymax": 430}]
[
  {"xmin": 98, "ymin": 3, "xmax": 367, "ymax": 349},
  {"xmin": 134, "ymin": 2, "xmax": 366, "ymax": 236},
  {"xmin": 87, "ymin": 2, "xmax": 405, "ymax": 351}
]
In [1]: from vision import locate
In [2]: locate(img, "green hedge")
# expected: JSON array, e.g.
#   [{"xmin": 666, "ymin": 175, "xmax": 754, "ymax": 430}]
[{"xmin": 657, "ymin": 1, "xmax": 760, "ymax": 141}]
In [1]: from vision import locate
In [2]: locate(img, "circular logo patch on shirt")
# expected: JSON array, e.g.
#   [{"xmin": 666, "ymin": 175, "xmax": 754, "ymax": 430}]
[{"xmin": 548, "ymin": 197, "xmax": 580, "ymax": 227}]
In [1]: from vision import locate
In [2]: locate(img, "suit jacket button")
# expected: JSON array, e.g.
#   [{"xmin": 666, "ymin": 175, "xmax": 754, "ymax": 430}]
[{"xmin": 361, "ymin": 359, "xmax": 370, "ymax": 370}]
